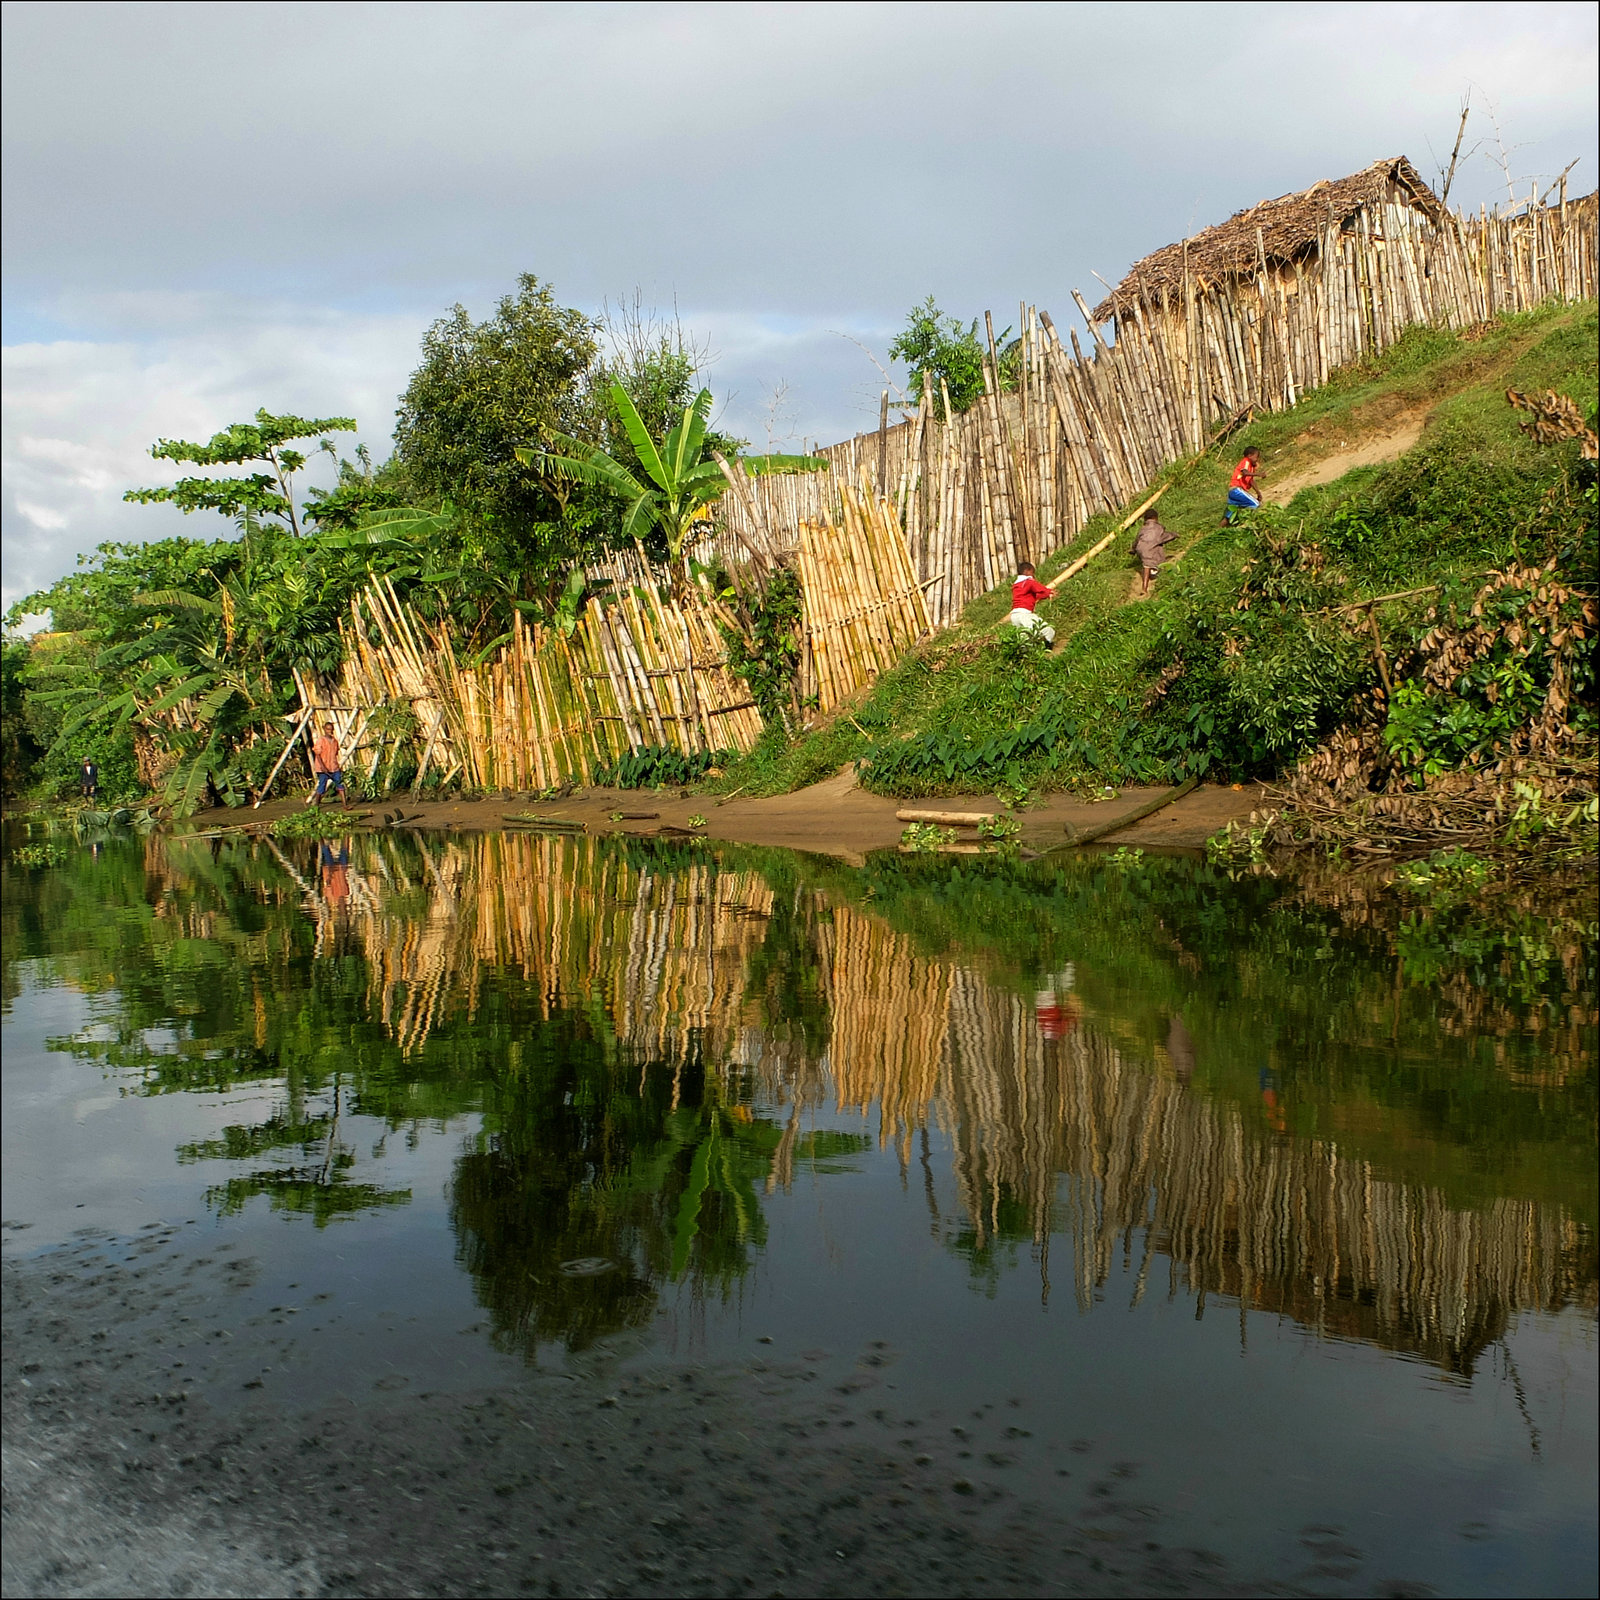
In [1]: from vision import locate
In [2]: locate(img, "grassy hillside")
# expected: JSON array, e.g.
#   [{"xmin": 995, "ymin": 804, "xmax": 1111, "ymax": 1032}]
[{"xmin": 714, "ymin": 301, "xmax": 1597, "ymax": 799}]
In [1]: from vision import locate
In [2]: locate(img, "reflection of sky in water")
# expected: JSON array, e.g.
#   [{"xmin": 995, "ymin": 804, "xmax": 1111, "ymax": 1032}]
[{"xmin": 1, "ymin": 829, "xmax": 1595, "ymax": 1595}]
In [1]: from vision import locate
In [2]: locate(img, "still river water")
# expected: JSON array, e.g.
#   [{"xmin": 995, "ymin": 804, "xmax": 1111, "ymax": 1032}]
[{"xmin": 3, "ymin": 824, "xmax": 1595, "ymax": 1595}]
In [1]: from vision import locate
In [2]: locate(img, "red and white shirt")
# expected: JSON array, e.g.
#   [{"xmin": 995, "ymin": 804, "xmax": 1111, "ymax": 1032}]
[
  {"xmin": 1011, "ymin": 575, "xmax": 1052, "ymax": 612},
  {"xmin": 1230, "ymin": 457, "xmax": 1259, "ymax": 493}
]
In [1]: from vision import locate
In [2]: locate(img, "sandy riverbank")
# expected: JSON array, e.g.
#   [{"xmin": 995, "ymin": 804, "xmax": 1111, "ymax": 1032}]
[{"xmin": 186, "ymin": 771, "xmax": 1268, "ymax": 865}]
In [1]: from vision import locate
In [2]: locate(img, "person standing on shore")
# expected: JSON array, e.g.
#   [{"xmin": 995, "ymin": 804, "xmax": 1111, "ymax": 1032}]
[
  {"xmin": 1132, "ymin": 507, "xmax": 1178, "ymax": 596},
  {"xmin": 79, "ymin": 757, "xmax": 99, "ymax": 802},
  {"xmin": 1224, "ymin": 447, "xmax": 1262, "ymax": 524},
  {"xmin": 310, "ymin": 723, "xmax": 350, "ymax": 809},
  {"xmin": 1008, "ymin": 562, "xmax": 1056, "ymax": 645}
]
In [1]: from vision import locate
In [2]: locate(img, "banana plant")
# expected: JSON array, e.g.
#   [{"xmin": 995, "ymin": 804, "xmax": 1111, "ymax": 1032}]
[{"xmin": 520, "ymin": 384, "xmax": 825, "ymax": 588}]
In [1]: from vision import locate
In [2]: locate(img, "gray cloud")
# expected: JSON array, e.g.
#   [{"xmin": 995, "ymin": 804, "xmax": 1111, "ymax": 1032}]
[{"xmin": 4, "ymin": 0, "xmax": 1595, "ymax": 610}]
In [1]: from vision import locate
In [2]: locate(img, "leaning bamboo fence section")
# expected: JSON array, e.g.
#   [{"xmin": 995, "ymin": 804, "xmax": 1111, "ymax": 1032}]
[
  {"xmin": 714, "ymin": 191, "xmax": 1599, "ymax": 634},
  {"xmin": 298, "ymin": 568, "xmax": 766, "ymax": 795},
  {"xmin": 286, "ymin": 187, "xmax": 1595, "ymax": 784}
]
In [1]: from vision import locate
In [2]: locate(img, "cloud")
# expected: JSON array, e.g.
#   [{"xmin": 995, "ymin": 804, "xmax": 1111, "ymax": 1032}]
[
  {"xmin": 1, "ymin": 298, "xmax": 418, "ymax": 612},
  {"xmin": 2, "ymin": 1, "xmax": 1595, "ymax": 610}
]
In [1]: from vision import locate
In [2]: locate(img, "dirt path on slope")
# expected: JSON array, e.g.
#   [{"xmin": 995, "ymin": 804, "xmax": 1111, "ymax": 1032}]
[{"xmin": 1268, "ymin": 406, "xmax": 1430, "ymax": 504}]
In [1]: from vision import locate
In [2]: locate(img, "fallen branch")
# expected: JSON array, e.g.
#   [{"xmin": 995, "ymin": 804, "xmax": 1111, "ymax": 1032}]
[{"xmin": 1048, "ymin": 775, "xmax": 1201, "ymax": 851}]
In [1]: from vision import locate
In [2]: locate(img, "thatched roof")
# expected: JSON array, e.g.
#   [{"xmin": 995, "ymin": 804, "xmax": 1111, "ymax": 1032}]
[{"xmin": 1091, "ymin": 157, "xmax": 1447, "ymax": 322}]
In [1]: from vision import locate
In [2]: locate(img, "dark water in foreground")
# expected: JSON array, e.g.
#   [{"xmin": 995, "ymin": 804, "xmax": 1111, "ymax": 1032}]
[{"xmin": 3, "ymin": 826, "xmax": 1596, "ymax": 1595}]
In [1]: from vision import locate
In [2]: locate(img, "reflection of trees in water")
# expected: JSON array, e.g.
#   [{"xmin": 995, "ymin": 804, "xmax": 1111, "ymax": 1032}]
[
  {"xmin": 177, "ymin": 1081, "xmax": 412, "ymax": 1226},
  {"xmin": 330, "ymin": 840, "xmax": 1594, "ymax": 1373},
  {"xmin": 10, "ymin": 826, "xmax": 1593, "ymax": 1373},
  {"xmin": 447, "ymin": 1032, "xmax": 781, "ymax": 1356}
]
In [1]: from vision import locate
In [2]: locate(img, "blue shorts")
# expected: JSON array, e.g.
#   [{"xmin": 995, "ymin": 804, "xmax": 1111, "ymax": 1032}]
[
  {"xmin": 315, "ymin": 770, "xmax": 346, "ymax": 796},
  {"xmin": 1227, "ymin": 487, "xmax": 1260, "ymax": 509}
]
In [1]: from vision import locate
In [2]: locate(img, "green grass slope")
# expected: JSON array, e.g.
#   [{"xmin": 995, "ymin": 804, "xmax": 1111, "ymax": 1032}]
[{"xmin": 718, "ymin": 301, "xmax": 1597, "ymax": 798}]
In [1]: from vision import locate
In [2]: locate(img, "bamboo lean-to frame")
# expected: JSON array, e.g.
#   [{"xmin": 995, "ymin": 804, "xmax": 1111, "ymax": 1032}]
[{"xmin": 280, "ymin": 186, "xmax": 1594, "ymax": 791}]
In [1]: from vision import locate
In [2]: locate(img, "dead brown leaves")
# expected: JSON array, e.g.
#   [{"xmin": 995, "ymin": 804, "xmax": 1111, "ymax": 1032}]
[
  {"xmin": 1269, "ymin": 560, "xmax": 1597, "ymax": 862},
  {"xmin": 1506, "ymin": 387, "xmax": 1599, "ymax": 459}
]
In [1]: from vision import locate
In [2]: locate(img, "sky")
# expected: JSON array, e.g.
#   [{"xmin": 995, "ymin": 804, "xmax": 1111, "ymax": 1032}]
[{"xmin": 3, "ymin": 0, "xmax": 1596, "ymax": 619}]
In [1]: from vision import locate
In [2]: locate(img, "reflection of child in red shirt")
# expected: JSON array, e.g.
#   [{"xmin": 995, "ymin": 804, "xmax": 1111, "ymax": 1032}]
[
  {"xmin": 320, "ymin": 841, "xmax": 350, "ymax": 907},
  {"xmin": 1035, "ymin": 987, "xmax": 1079, "ymax": 1042}
]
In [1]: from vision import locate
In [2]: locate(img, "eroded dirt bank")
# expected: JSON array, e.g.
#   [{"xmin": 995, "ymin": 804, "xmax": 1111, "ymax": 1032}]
[
  {"xmin": 0, "ymin": 1233, "xmax": 1313, "ymax": 1600},
  {"xmin": 188, "ymin": 772, "xmax": 1268, "ymax": 865}
]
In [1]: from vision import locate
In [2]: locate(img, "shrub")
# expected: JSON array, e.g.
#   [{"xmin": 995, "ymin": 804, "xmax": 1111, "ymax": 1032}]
[{"xmin": 591, "ymin": 746, "xmax": 734, "ymax": 789}]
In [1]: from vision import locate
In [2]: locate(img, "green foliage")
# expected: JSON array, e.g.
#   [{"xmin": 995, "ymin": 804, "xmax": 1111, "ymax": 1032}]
[
  {"xmin": 1205, "ymin": 818, "xmax": 1270, "ymax": 866},
  {"xmin": 394, "ymin": 273, "xmax": 601, "ymax": 571},
  {"xmin": 2, "ymin": 638, "xmax": 43, "ymax": 794},
  {"xmin": 1140, "ymin": 514, "xmax": 1373, "ymax": 774},
  {"xmin": 591, "ymin": 746, "xmax": 734, "ymax": 789},
  {"xmin": 889, "ymin": 297, "xmax": 1012, "ymax": 413},
  {"xmin": 1503, "ymin": 780, "xmax": 1599, "ymax": 849},
  {"xmin": 268, "ymin": 807, "xmax": 359, "ymax": 840},
  {"xmin": 525, "ymin": 383, "xmax": 730, "ymax": 572},
  {"xmin": 995, "ymin": 622, "xmax": 1051, "ymax": 668},
  {"xmin": 899, "ymin": 821, "xmax": 957, "ymax": 851},
  {"xmin": 124, "ymin": 409, "xmax": 356, "ymax": 537},
  {"xmin": 10, "ymin": 841, "xmax": 69, "ymax": 867},
  {"xmin": 718, "ymin": 564, "xmax": 804, "ymax": 729},
  {"xmin": 977, "ymin": 813, "xmax": 1021, "ymax": 845},
  {"xmin": 1394, "ymin": 847, "xmax": 1492, "ymax": 896}
]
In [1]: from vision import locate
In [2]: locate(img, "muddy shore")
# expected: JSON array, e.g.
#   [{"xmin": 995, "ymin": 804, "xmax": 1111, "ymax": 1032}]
[
  {"xmin": 185, "ymin": 771, "xmax": 1268, "ymax": 864},
  {"xmin": 0, "ymin": 1230, "xmax": 1347, "ymax": 1600}
]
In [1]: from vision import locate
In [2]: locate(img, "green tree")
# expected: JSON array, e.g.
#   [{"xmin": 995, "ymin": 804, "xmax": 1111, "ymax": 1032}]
[
  {"xmin": 526, "ymin": 384, "xmax": 822, "ymax": 591},
  {"xmin": 124, "ymin": 410, "xmax": 357, "ymax": 537},
  {"xmin": 1, "ymin": 638, "xmax": 43, "ymax": 795},
  {"xmin": 889, "ymin": 297, "xmax": 1010, "ymax": 414},
  {"xmin": 522, "ymin": 384, "xmax": 730, "ymax": 583},
  {"xmin": 393, "ymin": 274, "xmax": 600, "ymax": 568}
]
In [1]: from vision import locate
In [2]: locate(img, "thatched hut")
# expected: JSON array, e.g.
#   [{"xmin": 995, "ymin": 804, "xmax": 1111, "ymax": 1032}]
[{"xmin": 1091, "ymin": 156, "xmax": 1448, "ymax": 330}]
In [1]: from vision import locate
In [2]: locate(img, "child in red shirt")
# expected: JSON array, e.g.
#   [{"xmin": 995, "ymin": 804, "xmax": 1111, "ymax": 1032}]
[
  {"xmin": 1225, "ymin": 448, "xmax": 1262, "ymax": 524},
  {"xmin": 1008, "ymin": 563, "xmax": 1055, "ymax": 645}
]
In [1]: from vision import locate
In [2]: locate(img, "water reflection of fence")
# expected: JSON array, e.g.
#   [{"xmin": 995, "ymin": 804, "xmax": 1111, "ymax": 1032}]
[
  {"xmin": 338, "ymin": 834, "xmax": 775, "ymax": 1071},
  {"xmin": 819, "ymin": 905, "xmax": 1590, "ymax": 1372},
  {"xmin": 327, "ymin": 840, "xmax": 1591, "ymax": 1372}
]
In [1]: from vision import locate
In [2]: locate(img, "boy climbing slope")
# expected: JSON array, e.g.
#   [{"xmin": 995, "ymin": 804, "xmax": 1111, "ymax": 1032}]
[
  {"xmin": 1225, "ymin": 447, "xmax": 1262, "ymax": 523},
  {"xmin": 1008, "ymin": 562, "xmax": 1055, "ymax": 645}
]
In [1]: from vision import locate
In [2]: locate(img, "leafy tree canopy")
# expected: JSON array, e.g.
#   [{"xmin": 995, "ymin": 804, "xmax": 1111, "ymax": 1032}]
[
  {"xmin": 394, "ymin": 274, "xmax": 600, "ymax": 553},
  {"xmin": 125, "ymin": 409, "xmax": 356, "ymax": 536},
  {"xmin": 889, "ymin": 297, "xmax": 1015, "ymax": 414}
]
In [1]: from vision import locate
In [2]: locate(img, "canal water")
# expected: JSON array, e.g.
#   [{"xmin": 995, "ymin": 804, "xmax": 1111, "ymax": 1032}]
[{"xmin": 3, "ymin": 826, "xmax": 1595, "ymax": 1595}]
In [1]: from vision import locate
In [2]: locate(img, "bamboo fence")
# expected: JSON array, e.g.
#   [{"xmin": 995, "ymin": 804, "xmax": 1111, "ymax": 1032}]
[
  {"xmin": 292, "ymin": 568, "xmax": 765, "ymax": 796},
  {"xmin": 715, "ymin": 190, "xmax": 1599, "ymax": 636},
  {"xmin": 285, "ymin": 188, "xmax": 1595, "ymax": 784}
]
